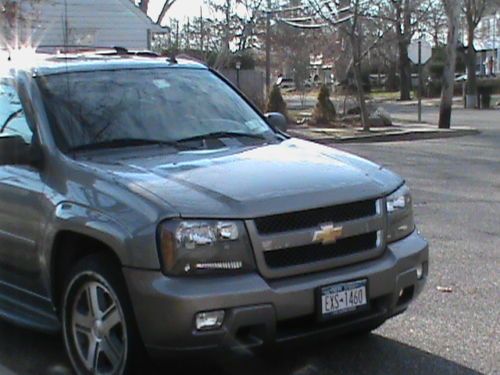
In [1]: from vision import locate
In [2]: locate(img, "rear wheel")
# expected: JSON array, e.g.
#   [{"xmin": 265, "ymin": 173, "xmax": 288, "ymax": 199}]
[{"xmin": 62, "ymin": 254, "xmax": 142, "ymax": 375}]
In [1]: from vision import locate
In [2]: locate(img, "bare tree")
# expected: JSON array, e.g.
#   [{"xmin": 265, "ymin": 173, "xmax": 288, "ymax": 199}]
[
  {"xmin": 207, "ymin": 0, "xmax": 234, "ymax": 68},
  {"xmin": 308, "ymin": 0, "xmax": 393, "ymax": 131},
  {"xmin": 392, "ymin": 0, "xmax": 413, "ymax": 101},
  {"xmin": 1, "ymin": 0, "xmax": 18, "ymax": 46},
  {"xmin": 206, "ymin": 0, "xmax": 268, "ymax": 68},
  {"xmin": 462, "ymin": 0, "xmax": 489, "ymax": 108},
  {"xmin": 1, "ymin": 0, "xmax": 42, "ymax": 48},
  {"xmin": 376, "ymin": 0, "xmax": 435, "ymax": 101},
  {"xmin": 438, "ymin": 0, "xmax": 459, "ymax": 129},
  {"xmin": 136, "ymin": 0, "xmax": 177, "ymax": 25},
  {"xmin": 207, "ymin": 0, "xmax": 267, "ymax": 51},
  {"xmin": 420, "ymin": 0, "xmax": 447, "ymax": 47},
  {"xmin": 138, "ymin": 0, "xmax": 149, "ymax": 14},
  {"xmin": 157, "ymin": 0, "xmax": 177, "ymax": 25}
]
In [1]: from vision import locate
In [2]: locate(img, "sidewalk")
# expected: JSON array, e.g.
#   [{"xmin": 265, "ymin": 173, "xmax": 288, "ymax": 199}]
[{"xmin": 286, "ymin": 121, "xmax": 480, "ymax": 144}]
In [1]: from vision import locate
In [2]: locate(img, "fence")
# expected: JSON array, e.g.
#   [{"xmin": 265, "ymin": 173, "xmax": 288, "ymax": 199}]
[{"xmin": 219, "ymin": 69, "xmax": 266, "ymax": 110}]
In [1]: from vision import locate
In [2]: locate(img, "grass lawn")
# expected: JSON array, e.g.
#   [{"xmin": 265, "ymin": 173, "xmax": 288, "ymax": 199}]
[{"xmin": 369, "ymin": 91, "xmax": 400, "ymax": 101}]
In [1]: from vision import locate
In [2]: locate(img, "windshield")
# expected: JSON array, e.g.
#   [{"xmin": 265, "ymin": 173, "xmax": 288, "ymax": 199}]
[{"xmin": 37, "ymin": 68, "xmax": 274, "ymax": 151}]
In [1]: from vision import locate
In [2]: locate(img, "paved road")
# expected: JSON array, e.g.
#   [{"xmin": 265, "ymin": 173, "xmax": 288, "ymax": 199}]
[{"xmin": 0, "ymin": 106, "xmax": 498, "ymax": 375}]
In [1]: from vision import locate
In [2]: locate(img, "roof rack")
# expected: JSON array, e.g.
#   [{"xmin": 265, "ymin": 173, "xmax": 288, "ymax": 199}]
[
  {"xmin": 36, "ymin": 45, "xmax": 114, "ymax": 54},
  {"xmin": 35, "ymin": 45, "xmax": 160, "ymax": 57}
]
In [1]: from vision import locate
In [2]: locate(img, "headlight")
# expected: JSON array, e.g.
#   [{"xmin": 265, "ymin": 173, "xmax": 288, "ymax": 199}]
[
  {"xmin": 158, "ymin": 220, "xmax": 256, "ymax": 276},
  {"xmin": 386, "ymin": 184, "xmax": 415, "ymax": 243}
]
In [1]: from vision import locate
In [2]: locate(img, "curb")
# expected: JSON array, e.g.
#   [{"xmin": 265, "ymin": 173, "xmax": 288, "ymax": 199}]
[{"xmin": 288, "ymin": 128, "xmax": 480, "ymax": 144}]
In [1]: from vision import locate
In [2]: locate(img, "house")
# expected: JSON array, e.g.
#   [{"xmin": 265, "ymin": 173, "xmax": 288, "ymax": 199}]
[
  {"xmin": 474, "ymin": 13, "xmax": 499, "ymax": 75},
  {"xmin": 463, "ymin": 12, "xmax": 499, "ymax": 75},
  {"xmin": 7, "ymin": 0, "xmax": 167, "ymax": 50}
]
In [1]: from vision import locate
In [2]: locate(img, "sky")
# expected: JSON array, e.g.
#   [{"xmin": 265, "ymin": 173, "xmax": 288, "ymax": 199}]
[{"xmin": 149, "ymin": 0, "xmax": 210, "ymax": 24}]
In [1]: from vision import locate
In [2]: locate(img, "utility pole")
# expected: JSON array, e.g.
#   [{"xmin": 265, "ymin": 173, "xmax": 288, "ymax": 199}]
[
  {"xmin": 186, "ymin": 17, "xmax": 190, "ymax": 50},
  {"xmin": 175, "ymin": 20, "xmax": 180, "ymax": 51},
  {"xmin": 494, "ymin": 11, "xmax": 498, "ymax": 74},
  {"xmin": 418, "ymin": 37, "xmax": 422, "ymax": 122},
  {"xmin": 265, "ymin": 0, "xmax": 272, "ymax": 95},
  {"xmin": 200, "ymin": 6, "xmax": 204, "ymax": 53}
]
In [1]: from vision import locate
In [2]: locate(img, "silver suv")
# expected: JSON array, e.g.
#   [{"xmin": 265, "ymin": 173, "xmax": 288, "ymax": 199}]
[{"xmin": 0, "ymin": 49, "xmax": 428, "ymax": 375}]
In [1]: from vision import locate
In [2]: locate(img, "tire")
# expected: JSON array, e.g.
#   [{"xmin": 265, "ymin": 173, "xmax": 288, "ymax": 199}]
[{"xmin": 62, "ymin": 254, "xmax": 145, "ymax": 375}]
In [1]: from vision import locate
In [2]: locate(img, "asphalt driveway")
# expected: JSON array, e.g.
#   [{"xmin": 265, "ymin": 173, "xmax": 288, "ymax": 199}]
[{"xmin": 0, "ymin": 105, "xmax": 498, "ymax": 375}]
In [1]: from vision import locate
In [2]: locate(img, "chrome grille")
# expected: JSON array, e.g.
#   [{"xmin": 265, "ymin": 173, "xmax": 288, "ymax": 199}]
[
  {"xmin": 246, "ymin": 198, "xmax": 386, "ymax": 279},
  {"xmin": 264, "ymin": 231, "xmax": 379, "ymax": 269},
  {"xmin": 254, "ymin": 199, "xmax": 377, "ymax": 235}
]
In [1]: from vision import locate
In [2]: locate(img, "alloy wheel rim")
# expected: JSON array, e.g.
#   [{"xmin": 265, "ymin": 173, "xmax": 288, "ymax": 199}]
[{"xmin": 70, "ymin": 280, "xmax": 127, "ymax": 374}]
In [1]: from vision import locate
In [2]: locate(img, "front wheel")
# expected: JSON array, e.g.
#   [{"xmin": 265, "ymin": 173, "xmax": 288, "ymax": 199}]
[{"xmin": 62, "ymin": 254, "xmax": 141, "ymax": 375}]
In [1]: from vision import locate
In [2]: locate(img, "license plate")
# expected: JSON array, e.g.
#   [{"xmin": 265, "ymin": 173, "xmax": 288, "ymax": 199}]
[{"xmin": 319, "ymin": 280, "xmax": 368, "ymax": 318}]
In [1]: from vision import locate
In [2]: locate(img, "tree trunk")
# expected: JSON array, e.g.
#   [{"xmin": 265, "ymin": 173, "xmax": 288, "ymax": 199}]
[
  {"xmin": 353, "ymin": 62, "xmax": 370, "ymax": 131},
  {"xmin": 399, "ymin": 42, "xmax": 412, "ymax": 100},
  {"xmin": 465, "ymin": 24, "xmax": 478, "ymax": 108},
  {"xmin": 157, "ymin": 0, "xmax": 176, "ymax": 25},
  {"xmin": 214, "ymin": 0, "xmax": 232, "ymax": 70},
  {"xmin": 439, "ymin": 0, "xmax": 459, "ymax": 129},
  {"xmin": 350, "ymin": 33, "xmax": 370, "ymax": 131},
  {"xmin": 396, "ymin": 0, "xmax": 412, "ymax": 101},
  {"xmin": 385, "ymin": 59, "xmax": 398, "ymax": 91}
]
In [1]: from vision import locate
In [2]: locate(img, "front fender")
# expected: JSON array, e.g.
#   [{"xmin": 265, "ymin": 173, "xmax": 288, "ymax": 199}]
[{"xmin": 40, "ymin": 202, "xmax": 162, "ymax": 300}]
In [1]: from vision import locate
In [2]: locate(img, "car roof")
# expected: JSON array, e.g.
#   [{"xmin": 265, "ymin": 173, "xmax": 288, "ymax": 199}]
[{"xmin": 0, "ymin": 48, "xmax": 207, "ymax": 78}]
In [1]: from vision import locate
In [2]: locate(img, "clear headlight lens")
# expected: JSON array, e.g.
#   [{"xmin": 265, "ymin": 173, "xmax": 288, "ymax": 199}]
[
  {"xmin": 386, "ymin": 184, "xmax": 411, "ymax": 213},
  {"xmin": 175, "ymin": 221, "xmax": 239, "ymax": 249},
  {"xmin": 386, "ymin": 184, "xmax": 415, "ymax": 243},
  {"xmin": 158, "ymin": 220, "xmax": 255, "ymax": 276}
]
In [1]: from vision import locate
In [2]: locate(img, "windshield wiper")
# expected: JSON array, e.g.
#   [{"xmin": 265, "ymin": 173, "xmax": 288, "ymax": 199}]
[
  {"xmin": 0, "ymin": 109, "xmax": 23, "ymax": 133},
  {"xmin": 177, "ymin": 131, "xmax": 267, "ymax": 144},
  {"xmin": 68, "ymin": 138, "xmax": 191, "ymax": 152}
]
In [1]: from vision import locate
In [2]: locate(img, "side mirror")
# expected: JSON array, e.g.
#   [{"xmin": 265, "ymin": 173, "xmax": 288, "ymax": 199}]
[
  {"xmin": 0, "ymin": 135, "xmax": 40, "ymax": 166},
  {"xmin": 265, "ymin": 112, "xmax": 288, "ymax": 132}
]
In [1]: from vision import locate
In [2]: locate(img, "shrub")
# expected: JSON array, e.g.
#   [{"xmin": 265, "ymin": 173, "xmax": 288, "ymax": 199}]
[
  {"xmin": 266, "ymin": 85, "xmax": 289, "ymax": 120},
  {"xmin": 311, "ymin": 84, "xmax": 336, "ymax": 125}
]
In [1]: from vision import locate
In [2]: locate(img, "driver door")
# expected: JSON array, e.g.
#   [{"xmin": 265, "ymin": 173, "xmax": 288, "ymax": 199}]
[{"xmin": 0, "ymin": 79, "xmax": 46, "ymax": 294}]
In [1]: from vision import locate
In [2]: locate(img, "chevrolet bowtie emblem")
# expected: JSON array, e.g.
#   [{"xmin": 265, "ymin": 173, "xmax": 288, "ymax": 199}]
[{"xmin": 313, "ymin": 223, "xmax": 343, "ymax": 245}]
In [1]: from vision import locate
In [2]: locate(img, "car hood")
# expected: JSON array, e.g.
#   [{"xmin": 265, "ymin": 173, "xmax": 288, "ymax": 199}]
[{"xmin": 87, "ymin": 138, "xmax": 403, "ymax": 218}]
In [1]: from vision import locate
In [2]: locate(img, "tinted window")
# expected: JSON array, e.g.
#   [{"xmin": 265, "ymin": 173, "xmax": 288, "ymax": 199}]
[{"xmin": 38, "ymin": 68, "xmax": 273, "ymax": 150}]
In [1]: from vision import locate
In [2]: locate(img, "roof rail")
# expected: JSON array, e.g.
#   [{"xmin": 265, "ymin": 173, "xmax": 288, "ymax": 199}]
[
  {"xmin": 112, "ymin": 46, "xmax": 129, "ymax": 55},
  {"xmin": 36, "ymin": 45, "xmax": 115, "ymax": 54},
  {"xmin": 35, "ymin": 45, "xmax": 160, "ymax": 58}
]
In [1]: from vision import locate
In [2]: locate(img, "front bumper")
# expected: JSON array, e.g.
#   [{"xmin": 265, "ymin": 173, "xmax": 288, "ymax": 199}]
[{"xmin": 124, "ymin": 230, "xmax": 428, "ymax": 356}]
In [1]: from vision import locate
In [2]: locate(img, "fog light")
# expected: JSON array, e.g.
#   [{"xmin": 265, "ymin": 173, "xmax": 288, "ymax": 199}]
[
  {"xmin": 195, "ymin": 310, "xmax": 225, "ymax": 331},
  {"xmin": 399, "ymin": 289, "xmax": 404, "ymax": 297},
  {"xmin": 416, "ymin": 264, "xmax": 424, "ymax": 280}
]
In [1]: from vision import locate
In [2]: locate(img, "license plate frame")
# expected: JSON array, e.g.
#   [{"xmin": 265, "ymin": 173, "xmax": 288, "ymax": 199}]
[{"xmin": 316, "ymin": 279, "xmax": 369, "ymax": 321}]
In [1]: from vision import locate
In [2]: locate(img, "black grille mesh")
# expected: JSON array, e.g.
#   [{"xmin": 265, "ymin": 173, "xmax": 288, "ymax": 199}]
[
  {"xmin": 264, "ymin": 232, "xmax": 378, "ymax": 269},
  {"xmin": 254, "ymin": 199, "xmax": 377, "ymax": 235}
]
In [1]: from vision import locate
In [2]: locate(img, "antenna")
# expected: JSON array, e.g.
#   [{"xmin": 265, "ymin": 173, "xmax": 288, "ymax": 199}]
[
  {"xmin": 62, "ymin": 0, "xmax": 71, "ymax": 108},
  {"xmin": 63, "ymin": 0, "xmax": 69, "ymax": 51}
]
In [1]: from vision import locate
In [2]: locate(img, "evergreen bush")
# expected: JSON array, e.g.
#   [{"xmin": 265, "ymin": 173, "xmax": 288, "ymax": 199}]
[
  {"xmin": 311, "ymin": 85, "xmax": 336, "ymax": 125},
  {"xmin": 266, "ymin": 85, "xmax": 289, "ymax": 120}
]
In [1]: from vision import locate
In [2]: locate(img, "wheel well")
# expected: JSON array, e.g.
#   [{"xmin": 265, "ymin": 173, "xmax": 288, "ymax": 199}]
[{"xmin": 51, "ymin": 231, "xmax": 122, "ymax": 312}]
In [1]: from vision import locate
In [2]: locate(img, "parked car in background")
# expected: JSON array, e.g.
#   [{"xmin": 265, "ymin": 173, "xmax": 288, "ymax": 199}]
[{"xmin": 276, "ymin": 76, "xmax": 296, "ymax": 90}]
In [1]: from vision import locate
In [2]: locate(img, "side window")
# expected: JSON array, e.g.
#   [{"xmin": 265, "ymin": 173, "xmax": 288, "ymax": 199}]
[{"xmin": 0, "ymin": 80, "xmax": 33, "ymax": 144}]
